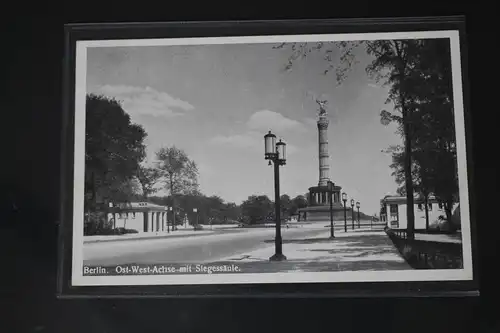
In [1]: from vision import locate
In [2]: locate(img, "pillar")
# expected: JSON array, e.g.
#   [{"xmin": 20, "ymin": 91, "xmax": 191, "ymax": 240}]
[
  {"xmin": 317, "ymin": 115, "xmax": 330, "ymax": 187},
  {"xmin": 143, "ymin": 212, "xmax": 148, "ymax": 232}
]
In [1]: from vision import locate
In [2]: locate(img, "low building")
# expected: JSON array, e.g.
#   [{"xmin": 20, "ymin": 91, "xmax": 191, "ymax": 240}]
[
  {"xmin": 107, "ymin": 201, "xmax": 171, "ymax": 234},
  {"xmin": 380, "ymin": 194, "xmax": 459, "ymax": 230}
]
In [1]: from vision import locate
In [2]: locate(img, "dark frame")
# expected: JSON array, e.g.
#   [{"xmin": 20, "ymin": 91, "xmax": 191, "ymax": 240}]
[{"xmin": 58, "ymin": 16, "xmax": 479, "ymax": 298}]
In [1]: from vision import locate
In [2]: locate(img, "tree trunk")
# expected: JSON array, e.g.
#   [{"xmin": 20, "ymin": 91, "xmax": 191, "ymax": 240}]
[
  {"xmin": 91, "ymin": 171, "xmax": 97, "ymax": 210},
  {"xmin": 403, "ymin": 113, "xmax": 415, "ymax": 240}
]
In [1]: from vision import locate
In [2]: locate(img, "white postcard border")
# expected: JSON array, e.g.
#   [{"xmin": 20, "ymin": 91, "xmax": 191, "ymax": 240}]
[{"xmin": 71, "ymin": 30, "xmax": 473, "ymax": 287}]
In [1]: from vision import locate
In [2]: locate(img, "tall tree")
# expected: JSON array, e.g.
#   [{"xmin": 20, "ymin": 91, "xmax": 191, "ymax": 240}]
[
  {"xmin": 366, "ymin": 40, "xmax": 430, "ymax": 239},
  {"xmin": 156, "ymin": 146, "xmax": 199, "ymax": 230},
  {"xmin": 381, "ymin": 38, "xmax": 458, "ymax": 229},
  {"xmin": 411, "ymin": 39, "xmax": 458, "ymax": 225},
  {"xmin": 84, "ymin": 94, "xmax": 146, "ymax": 214},
  {"xmin": 136, "ymin": 165, "xmax": 162, "ymax": 200}
]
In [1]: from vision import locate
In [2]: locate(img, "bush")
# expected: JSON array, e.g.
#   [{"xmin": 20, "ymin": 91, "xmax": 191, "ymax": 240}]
[
  {"xmin": 428, "ymin": 217, "xmax": 455, "ymax": 234},
  {"xmin": 113, "ymin": 227, "xmax": 138, "ymax": 235},
  {"xmin": 84, "ymin": 211, "xmax": 114, "ymax": 235}
]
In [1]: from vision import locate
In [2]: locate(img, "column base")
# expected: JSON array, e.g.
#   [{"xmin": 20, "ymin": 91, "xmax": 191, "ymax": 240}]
[{"xmin": 269, "ymin": 253, "xmax": 287, "ymax": 261}]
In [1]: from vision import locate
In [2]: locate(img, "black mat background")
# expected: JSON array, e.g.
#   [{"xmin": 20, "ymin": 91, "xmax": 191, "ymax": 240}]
[{"xmin": 2, "ymin": 3, "xmax": 497, "ymax": 333}]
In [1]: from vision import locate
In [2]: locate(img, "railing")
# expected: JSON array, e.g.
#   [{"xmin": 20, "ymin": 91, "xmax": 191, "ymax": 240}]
[
  {"xmin": 386, "ymin": 228, "xmax": 463, "ymax": 269},
  {"xmin": 393, "ymin": 229, "xmax": 408, "ymax": 239}
]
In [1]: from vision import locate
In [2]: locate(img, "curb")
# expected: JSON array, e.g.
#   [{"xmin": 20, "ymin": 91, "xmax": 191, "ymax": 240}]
[{"xmin": 84, "ymin": 230, "xmax": 220, "ymax": 244}]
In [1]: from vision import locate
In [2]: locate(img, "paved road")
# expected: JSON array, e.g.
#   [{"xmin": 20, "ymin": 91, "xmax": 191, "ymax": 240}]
[{"xmin": 83, "ymin": 226, "xmax": 329, "ymax": 266}]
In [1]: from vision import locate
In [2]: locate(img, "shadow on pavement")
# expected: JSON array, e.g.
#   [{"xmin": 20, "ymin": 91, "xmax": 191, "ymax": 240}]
[{"xmin": 263, "ymin": 233, "xmax": 389, "ymax": 246}]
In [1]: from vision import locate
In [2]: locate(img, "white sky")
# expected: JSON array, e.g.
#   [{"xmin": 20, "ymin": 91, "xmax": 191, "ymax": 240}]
[{"xmin": 86, "ymin": 42, "xmax": 402, "ymax": 215}]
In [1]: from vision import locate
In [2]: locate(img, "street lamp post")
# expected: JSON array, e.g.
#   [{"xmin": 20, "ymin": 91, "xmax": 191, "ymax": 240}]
[
  {"xmin": 264, "ymin": 131, "xmax": 287, "ymax": 262},
  {"xmin": 350, "ymin": 199, "xmax": 355, "ymax": 230},
  {"xmin": 342, "ymin": 192, "xmax": 347, "ymax": 232},
  {"xmin": 328, "ymin": 181, "xmax": 335, "ymax": 239},
  {"xmin": 356, "ymin": 201, "xmax": 360, "ymax": 228},
  {"xmin": 167, "ymin": 206, "xmax": 170, "ymax": 232},
  {"xmin": 193, "ymin": 208, "xmax": 198, "ymax": 228},
  {"xmin": 168, "ymin": 206, "xmax": 173, "ymax": 233}
]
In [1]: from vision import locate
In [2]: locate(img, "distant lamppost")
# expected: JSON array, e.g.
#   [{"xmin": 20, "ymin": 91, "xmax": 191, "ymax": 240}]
[
  {"xmin": 264, "ymin": 130, "xmax": 287, "ymax": 262},
  {"xmin": 168, "ymin": 206, "xmax": 173, "ymax": 233},
  {"xmin": 327, "ymin": 181, "xmax": 335, "ymax": 239},
  {"xmin": 342, "ymin": 192, "xmax": 347, "ymax": 232},
  {"xmin": 350, "ymin": 199, "xmax": 355, "ymax": 230},
  {"xmin": 356, "ymin": 201, "xmax": 361, "ymax": 228},
  {"xmin": 193, "ymin": 208, "xmax": 198, "ymax": 228}
]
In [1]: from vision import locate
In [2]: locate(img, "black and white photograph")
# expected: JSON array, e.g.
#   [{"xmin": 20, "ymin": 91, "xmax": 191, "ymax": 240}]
[{"xmin": 70, "ymin": 29, "xmax": 473, "ymax": 287}]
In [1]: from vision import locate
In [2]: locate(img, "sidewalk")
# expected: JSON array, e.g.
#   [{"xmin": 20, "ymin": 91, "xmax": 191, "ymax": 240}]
[
  {"xmin": 219, "ymin": 230, "xmax": 411, "ymax": 272},
  {"xmin": 84, "ymin": 229, "xmax": 217, "ymax": 244},
  {"xmin": 414, "ymin": 232, "xmax": 462, "ymax": 244}
]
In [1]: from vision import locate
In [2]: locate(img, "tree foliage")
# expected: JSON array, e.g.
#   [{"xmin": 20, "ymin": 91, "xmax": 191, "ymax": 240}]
[
  {"xmin": 280, "ymin": 194, "xmax": 292, "ymax": 217},
  {"xmin": 156, "ymin": 146, "xmax": 199, "ymax": 196},
  {"xmin": 136, "ymin": 165, "xmax": 162, "ymax": 199},
  {"xmin": 84, "ymin": 94, "xmax": 146, "ymax": 213},
  {"xmin": 273, "ymin": 41, "xmax": 363, "ymax": 84},
  {"xmin": 240, "ymin": 195, "xmax": 274, "ymax": 224},
  {"xmin": 154, "ymin": 146, "xmax": 199, "ymax": 230},
  {"xmin": 290, "ymin": 195, "xmax": 308, "ymax": 215}
]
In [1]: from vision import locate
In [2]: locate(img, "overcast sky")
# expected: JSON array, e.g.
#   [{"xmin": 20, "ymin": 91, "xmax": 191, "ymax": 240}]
[{"xmin": 86, "ymin": 41, "xmax": 402, "ymax": 215}]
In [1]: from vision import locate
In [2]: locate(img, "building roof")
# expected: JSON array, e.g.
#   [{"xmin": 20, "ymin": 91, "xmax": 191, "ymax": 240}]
[
  {"xmin": 380, "ymin": 194, "xmax": 441, "ymax": 205},
  {"xmin": 109, "ymin": 201, "xmax": 168, "ymax": 212}
]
